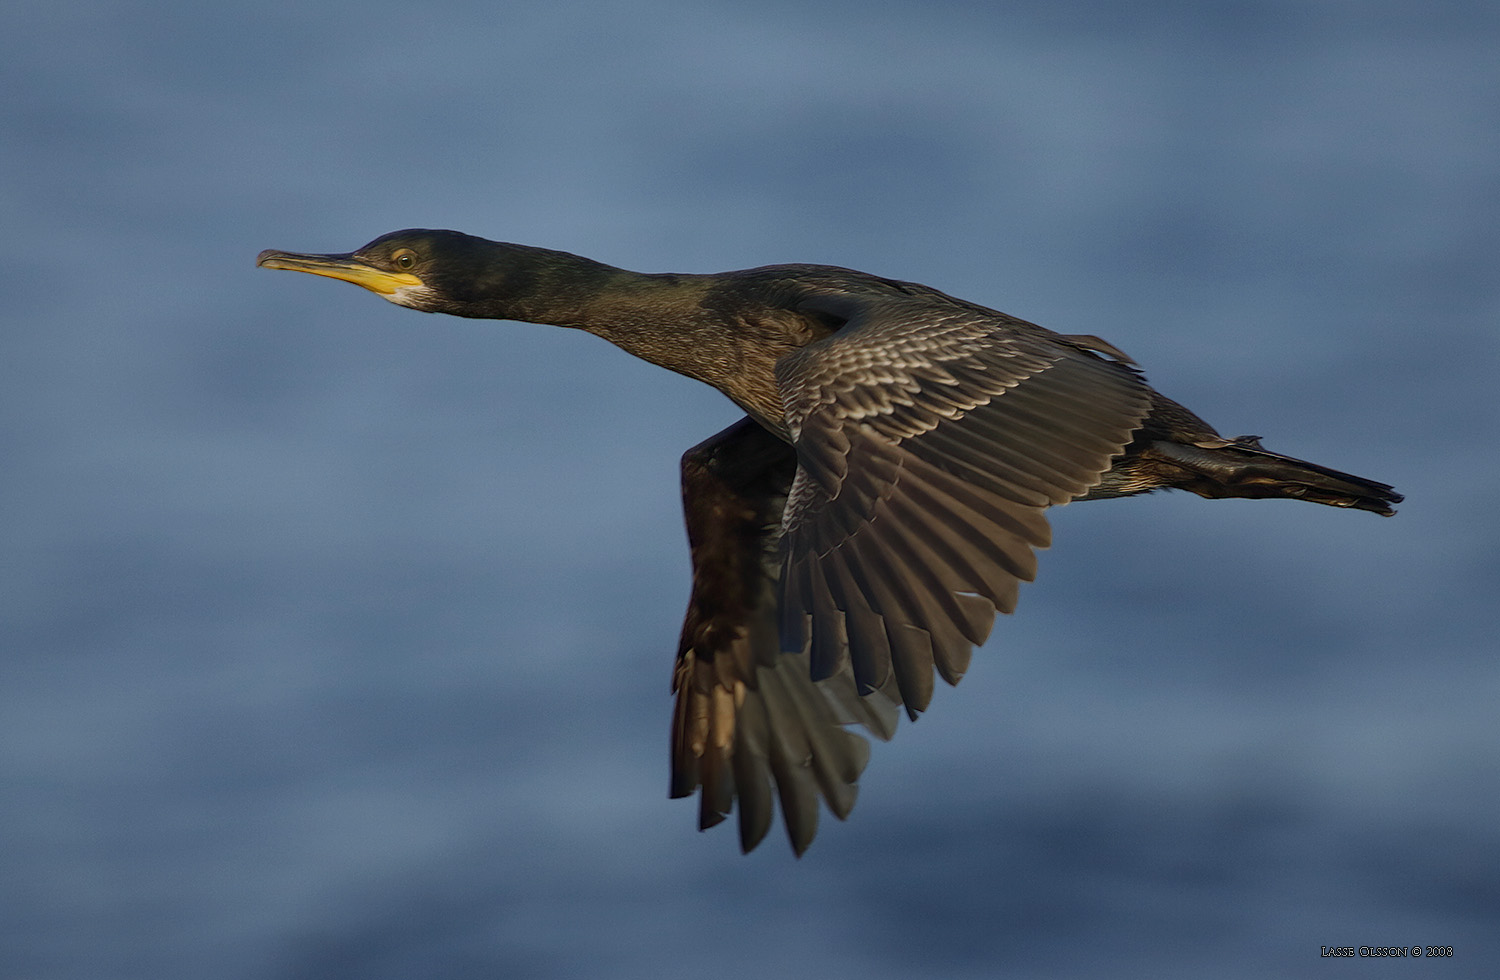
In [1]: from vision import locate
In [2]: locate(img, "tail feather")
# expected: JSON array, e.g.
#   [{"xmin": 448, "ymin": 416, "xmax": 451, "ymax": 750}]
[{"xmin": 1150, "ymin": 436, "xmax": 1402, "ymax": 516}]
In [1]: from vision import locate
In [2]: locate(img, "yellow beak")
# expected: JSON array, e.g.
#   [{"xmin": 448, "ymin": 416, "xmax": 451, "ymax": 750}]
[{"xmin": 255, "ymin": 249, "xmax": 422, "ymax": 296}]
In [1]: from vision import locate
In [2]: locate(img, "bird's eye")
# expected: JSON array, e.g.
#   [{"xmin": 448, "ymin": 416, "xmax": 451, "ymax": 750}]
[{"xmin": 392, "ymin": 250, "xmax": 417, "ymax": 271}]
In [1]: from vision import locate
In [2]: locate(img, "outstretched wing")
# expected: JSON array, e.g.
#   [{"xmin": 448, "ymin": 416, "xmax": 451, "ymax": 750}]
[
  {"xmin": 775, "ymin": 293, "xmax": 1153, "ymax": 715},
  {"xmin": 670, "ymin": 417, "xmax": 898, "ymax": 855},
  {"xmin": 671, "ymin": 295, "xmax": 1151, "ymax": 854}
]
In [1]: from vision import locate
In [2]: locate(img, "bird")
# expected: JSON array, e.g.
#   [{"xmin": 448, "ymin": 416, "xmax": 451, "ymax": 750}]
[{"xmin": 257, "ymin": 229, "xmax": 1402, "ymax": 855}]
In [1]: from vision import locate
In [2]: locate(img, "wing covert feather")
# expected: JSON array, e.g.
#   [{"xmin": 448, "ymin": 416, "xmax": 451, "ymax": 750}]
[{"xmin": 775, "ymin": 295, "xmax": 1152, "ymax": 714}]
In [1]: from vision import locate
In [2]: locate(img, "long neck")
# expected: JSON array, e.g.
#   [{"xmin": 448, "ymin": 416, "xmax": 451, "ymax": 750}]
[
  {"xmin": 448, "ymin": 241, "xmax": 799, "ymax": 432},
  {"xmin": 456, "ymin": 244, "xmax": 729, "ymax": 375}
]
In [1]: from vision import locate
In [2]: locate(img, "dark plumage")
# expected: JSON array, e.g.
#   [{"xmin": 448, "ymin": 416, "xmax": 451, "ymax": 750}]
[{"xmin": 257, "ymin": 229, "xmax": 1402, "ymax": 854}]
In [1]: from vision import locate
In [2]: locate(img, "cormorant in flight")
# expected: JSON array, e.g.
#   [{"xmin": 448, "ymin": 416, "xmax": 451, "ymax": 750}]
[{"xmin": 258, "ymin": 229, "xmax": 1400, "ymax": 854}]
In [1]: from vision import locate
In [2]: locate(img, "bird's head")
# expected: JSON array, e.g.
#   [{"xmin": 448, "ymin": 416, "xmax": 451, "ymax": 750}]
[{"xmin": 256, "ymin": 229, "xmax": 512, "ymax": 315}]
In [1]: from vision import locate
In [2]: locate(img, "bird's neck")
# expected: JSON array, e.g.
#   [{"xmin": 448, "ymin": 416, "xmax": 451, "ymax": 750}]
[
  {"xmin": 458, "ymin": 244, "xmax": 797, "ymax": 432},
  {"xmin": 463, "ymin": 246, "xmax": 729, "ymax": 374}
]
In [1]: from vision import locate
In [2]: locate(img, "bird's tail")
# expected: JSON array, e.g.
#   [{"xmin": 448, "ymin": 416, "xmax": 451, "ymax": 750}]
[{"xmin": 1148, "ymin": 436, "xmax": 1402, "ymax": 516}]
